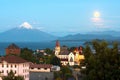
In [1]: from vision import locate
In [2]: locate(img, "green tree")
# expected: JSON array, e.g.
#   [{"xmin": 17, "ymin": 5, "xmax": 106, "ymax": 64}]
[
  {"xmin": 61, "ymin": 66, "xmax": 73, "ymax": 80},
  {"xmin": 20, "ymin": 48, "xmax": 38, "ymax": 63},
  {"xmin": 44, "ymin": 48, "xmax": 53, "ymax": 54},
  {"xmin": 81, "ymin": 41, "xmax": 120, "ymax": 80},
  {"xmin": 2, "ymin": 70, "xmax": 24, "ymax": 80},
  {"xmin": 50, "ymin": 56, "xmax": 61, "ymax": 66}
]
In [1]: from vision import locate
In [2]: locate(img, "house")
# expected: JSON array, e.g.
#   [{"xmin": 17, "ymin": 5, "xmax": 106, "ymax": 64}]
[
  {"xmin": 51, "ymin": 65, "xmax": 60, "ymax": 71},
  {"xmin": 54, "ymin": 40, "xmax": 85, "ymax": 66},
  {"xmin": 30, "ymin": 63, "xmax": 52, "ymax": 72},
  {"xmin": 0, "ymin": 55, "xmax": 29, "ymax": 80},
  {"xmin": 29, "ymin": 63, "xmax": 53, "ymax": 80},
  {"xmin": 6, "ymin": 43, "xmax": 21, "ymax": 55}
]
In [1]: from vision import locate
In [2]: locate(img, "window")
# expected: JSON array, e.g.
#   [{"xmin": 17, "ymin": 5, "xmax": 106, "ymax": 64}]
[
  {"xmin": 31, "ymin": 68, "xmax": 34, "ymax": 69},
  {"xmin": 2, "ymin": 64, "xmax": 4, "ymax": 67},
  {"xmin": 7, "ymin": 64, "xmax": 8, "ymax": 67},
  {"xmin": 15, "ymin": 71, "xmax": 16, "ymax": 74},
  {"xmin": 2, "ymin": 70, "xmax": 4, "ymax": 73},
  {"xmin": 7, "ymin": 70, "xmax": 8, "ymax": 73},
  {"xmin": 15, "ymin": 65, "xmax": 16, "ymax": 68},
  {"xmin": 38, "ymin": 68, "xmax": 40, "ymax": 69},
  {"xmin": 44, "ymin": 68, "xmax": 47, "ymax": 70},
  {"xmin": 11, "ymin": 65, "xmax": 13, "ymax": 68}
]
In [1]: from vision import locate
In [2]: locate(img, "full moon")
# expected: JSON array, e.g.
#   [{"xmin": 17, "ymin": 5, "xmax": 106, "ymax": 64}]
[{"xmin": 94, "ymin": 11, "xmax": 100, "ymax": 18}]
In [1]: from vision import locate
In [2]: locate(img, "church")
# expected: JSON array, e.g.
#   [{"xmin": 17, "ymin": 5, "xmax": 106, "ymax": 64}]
[{"xmin": 54, "ymin": 40, "xmax": 84, "ymax": 66}]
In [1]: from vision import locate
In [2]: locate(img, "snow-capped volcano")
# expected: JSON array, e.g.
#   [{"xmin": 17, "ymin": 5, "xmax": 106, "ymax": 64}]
[
  {"xmin": 19, "ymin": 22, "xmax": 33, "ymax": 29},
  {"xmin": 0, "ymin": 22, "xmax": 57, "ymax": 42}
]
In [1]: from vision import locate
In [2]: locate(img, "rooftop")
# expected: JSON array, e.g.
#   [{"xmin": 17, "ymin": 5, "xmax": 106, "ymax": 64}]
[
  {"xmin": 6, "ymin": 43, "xmax": 20, "ymax": 49},
  {"xmin": 30, "ymin": 63, "xmax": 52, "ymax": 68},
  {"xmin": 0, "ymin": 55, "xmax": 28, "ymax": 63},
  {"xmin": 59, "ymin": 46, "xmax": 69, "ymax": 55}
]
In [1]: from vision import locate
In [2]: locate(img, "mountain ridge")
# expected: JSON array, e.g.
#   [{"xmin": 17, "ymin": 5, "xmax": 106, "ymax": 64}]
[
  {"xmin": 0, "ymin": 27, "xmax": 120, "ymax": 42},
  {"xmin": 0, "ymin": 27, "xmax": 57, "ymax": 42}
]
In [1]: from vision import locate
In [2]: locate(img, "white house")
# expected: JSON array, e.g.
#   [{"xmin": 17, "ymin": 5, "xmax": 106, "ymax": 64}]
[
  {"xmin": 51, "ymin": 65, "xmax": 60, "ymax": 71},
  {"xmin": 0, "ymin": 55, "xmax": 29, "ymax": 80}
]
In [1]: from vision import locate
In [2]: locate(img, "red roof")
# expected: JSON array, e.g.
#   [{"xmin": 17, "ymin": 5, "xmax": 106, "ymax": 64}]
[
  {"xmin": 30, "ymin": 64, "xmax": 52, "ymax": 68},
  {"xmin": 1, "ymin": 55, "xmax": 28, "ymax": 63}
]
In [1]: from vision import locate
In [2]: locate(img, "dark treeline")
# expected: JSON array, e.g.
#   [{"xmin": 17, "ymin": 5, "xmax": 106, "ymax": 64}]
[{"xmin": 81, "ymin": 40, "xmax": 120, "ymax": 80}]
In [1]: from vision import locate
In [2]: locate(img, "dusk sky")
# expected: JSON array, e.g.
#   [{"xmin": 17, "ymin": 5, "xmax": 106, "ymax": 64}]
[{"xmin": 0, "ymin": 0, "xmax": 120, "ymax": 36}]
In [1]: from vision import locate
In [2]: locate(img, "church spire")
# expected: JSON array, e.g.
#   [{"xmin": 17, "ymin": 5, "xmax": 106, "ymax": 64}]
[
  {"xmin": 55, "ymin": 40, "xmax": 60, "ymax": 56},
  {"xmin": 76, "ymin": 47, "xmax": 79, "ymax": 51},
  {"xmin": 56, "ymin": 40, "xmax": 60, "ymax": 47}
]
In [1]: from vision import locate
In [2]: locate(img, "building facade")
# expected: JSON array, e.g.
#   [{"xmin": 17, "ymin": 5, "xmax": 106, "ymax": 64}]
[
  {"xmin": 6, "ymin": 43, "xmax": 21, "ymax": 55},
  {"xmin": 0, "ymin": 55, "xmax": 29, "ymax": 80},
  {"xmin": 30, "ymin": 63, "xmax": 52, "ymax": 72},
  {"xmin": 54, "ymin": 40, "xmax": 85, "ymax": 66}
]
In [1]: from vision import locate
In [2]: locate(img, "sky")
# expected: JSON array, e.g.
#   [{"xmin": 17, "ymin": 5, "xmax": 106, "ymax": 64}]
[{"xmin": 0, "ymin": 0, "xmax": 120, "ymax": 36}]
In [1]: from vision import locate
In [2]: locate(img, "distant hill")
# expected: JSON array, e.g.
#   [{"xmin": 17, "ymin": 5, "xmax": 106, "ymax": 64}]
[
  {"xmin": 1, "ymin": 23, "xmax": 120, "ymax": 42},
  {"xmin": 58, "ymin": 33, "xmax": 120, "ymax": 41},
  {"xmin": 0, "ymin": 27, "xmax": 57, "ymax": 42},
  {"xmin": 89, "ymin": 30, "xmax": 120, "ymax": 37}
]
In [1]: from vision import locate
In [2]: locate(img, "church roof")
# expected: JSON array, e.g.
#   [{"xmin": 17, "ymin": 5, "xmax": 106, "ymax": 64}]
[{"xmin": 59, "ymin": 46, "xmax": 69, "ymax": 55}]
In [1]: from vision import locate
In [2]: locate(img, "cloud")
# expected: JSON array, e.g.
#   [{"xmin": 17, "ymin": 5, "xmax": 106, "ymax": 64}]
[
  {"xmin": 90, "ymin": 17, "xmax": 108, "ymax": 29},
  {"xmin": 91, "ymin": 18, "xmax": 103, "ymax": 23},
  {"xmin": 20, "ymin": 22, "xmax": 33, "ymax": 29}
]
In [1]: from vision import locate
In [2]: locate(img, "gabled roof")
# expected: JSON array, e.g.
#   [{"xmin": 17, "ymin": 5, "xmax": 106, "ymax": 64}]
[
  {"xmin": 6, "ymin": 43, "xmax": 20, "ymax": 49},
  {"xmin": 30, "ymin": 63, "xmax": 52, "ymax": 68},
  {"xmin": 0, "ymin": 55, "xmax": 28, "ymax": 63},
  {"xmin": 59, "ymin": 46, "xmax": 69, "ymax": 55}
]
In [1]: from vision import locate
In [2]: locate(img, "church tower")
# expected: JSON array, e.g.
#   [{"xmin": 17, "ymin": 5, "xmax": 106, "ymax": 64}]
[
  {"xmin": 55, "ymin": 40, "xmax": 60, "ymax": 57},
  {"xmin": 74, "ymin": 47, "xmax": 80, "ymax": 65}
]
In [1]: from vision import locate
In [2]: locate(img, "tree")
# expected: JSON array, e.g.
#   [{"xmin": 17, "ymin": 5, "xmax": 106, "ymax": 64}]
[
  {"xmin": 2, "ymin": 70, "xmax": 24, "ymax": 80},
  {"xmin": 50, "ymin": 56, "xmax": 61, "ymax": 66},
  {"xmin": 20, "ymin": 48, "xmax": 38, "ymax": 63},
  {"xmin": 61, "ymin": 66, "xmax": 73, "ymax": 80},
  {"xmin": 81, "ymin": 41, "xmax": 120, "ymax": 80},
  {"xmin": 44, "ymin": 48, "xmax": 53, "ymax": 54}
]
